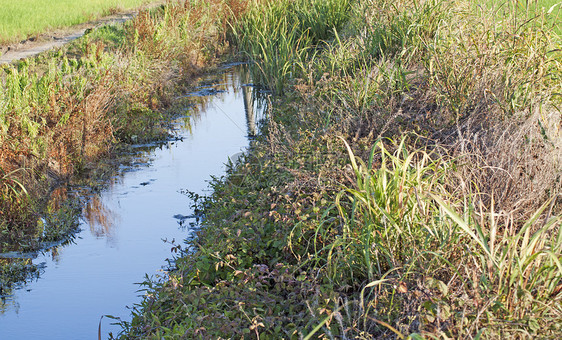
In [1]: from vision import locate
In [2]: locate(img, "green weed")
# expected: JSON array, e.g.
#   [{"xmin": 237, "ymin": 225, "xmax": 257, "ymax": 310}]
[{"xmin": 230, "ymin": 0, "xmax": 352, "ymax": 94}]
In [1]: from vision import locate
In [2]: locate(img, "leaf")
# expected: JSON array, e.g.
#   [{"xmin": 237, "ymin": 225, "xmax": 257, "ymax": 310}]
[
  {"xmin": 303, "ymin": 315, "xmax": 332, "ymax": 340},
  {"xmin": 528, "ymin": 318, "xmax": 540, "ymax": 332},
  {"xmin": 474, "ymin": 328, "xmax": 485, "ymax": 340},
  {"xmin": 365, "ymin": 278, "xmax": 390, "ymax": 289},
  {"xmin": 547, "ymin": 4, "xmax": 560, "ymax": 14},
  {"xmin": 431, "ymin": 194, "xmax": 496, "ymax": 266},
  {"xmin": 425, "ymin": 277, "xmax": 448, "ymax": 296}
]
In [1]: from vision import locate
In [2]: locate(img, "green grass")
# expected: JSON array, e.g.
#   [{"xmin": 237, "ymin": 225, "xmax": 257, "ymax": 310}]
[
  {"xmin": 0, "ymin": 0, "xmax": 161, "ymax": 43},
  {"xmin": 487, "ymin": 0, "xmax": 562, "ymax": 11},
  {"xmin": 484, "ymin": 0, "xmax": 562, "ymax": 35},
  {"xmin": 117, "ymin": 0, "xmax": 562, "ymax": 338},
  {"xmin": 230, "ymin": 0, "xmax": 352, "ymax": 94},
  {"xmin": 1, "ymin": 0, "xmax": 561, "ymax": 338}
]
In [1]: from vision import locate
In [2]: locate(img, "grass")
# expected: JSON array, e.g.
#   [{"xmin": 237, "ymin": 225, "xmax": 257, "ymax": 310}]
[
  {"xmin": 324, "ymin": 139, "xmax": 562, "ymax": 337},
  {"xmin": 114, "ymin": 0, "xmax": 562, "ymax": 338},
  {"xmin": 229, "ymin": 0, "xmax": 352, "ymax": 94},
  {"xmin": 479, "ymin": 0, "xmax": 562, "ymax": 36},
  {"xmin": 0, "ymin": 0, "xmax": 162, "ymax": 43}
]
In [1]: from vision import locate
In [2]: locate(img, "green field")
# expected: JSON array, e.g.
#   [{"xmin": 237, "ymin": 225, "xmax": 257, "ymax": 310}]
[
  {"xmin": 0, "ymin": 0, "xmax": 160, "ymax": 43},
  {"xmin": 484, "ymin": 0, "xmax": 562, "ymax": 34}
]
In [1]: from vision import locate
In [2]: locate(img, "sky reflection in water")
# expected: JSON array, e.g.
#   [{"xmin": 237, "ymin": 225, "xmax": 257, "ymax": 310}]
[{"xmin": 0, "ymin": 68, "xmax": 264, "ymax": 339}]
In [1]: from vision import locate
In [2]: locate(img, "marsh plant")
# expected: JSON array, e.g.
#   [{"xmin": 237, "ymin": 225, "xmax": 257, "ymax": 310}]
[
  {"xmin": 315, "ymin": 139, "xmax": 562, "ymax": 337},
  {"xmin": 229, "ymin": 0, "xmax": 352, "ymax": 94},
  {"xmin": 117, "ymin": 0, "xmax": 561, "ymax": 338}
]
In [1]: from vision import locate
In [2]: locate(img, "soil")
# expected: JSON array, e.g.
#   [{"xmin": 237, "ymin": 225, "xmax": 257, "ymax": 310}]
[{"xmin": 0, "ymin": 2, "xmax": 163, "ymax": 65}]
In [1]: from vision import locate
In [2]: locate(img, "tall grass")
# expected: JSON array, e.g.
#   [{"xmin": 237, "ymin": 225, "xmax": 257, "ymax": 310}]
[
  {"xmin": 312, "ymin": 138, "xmax": 562, "ymax": 337},
  {"xmin": 310, "ymin": 138, "xmax": 450, "ymax": 285},
  {"xmin": 422, "ymin": 1, "xmax": 561, "ymax": 119},
  {"xmin": 0, "ymin": 167, "xmax": 36, "ymax": 251},
  {"xmin": 1, "ymin": 54, "xmax": 114, "ymax": 168},
  {"xmin": 230, "ymin": 0, "xmax": 352, "ymax": 94},
  {"xmin": 285, "ymin": 2, "xmax": 562, "ymax": 334}
]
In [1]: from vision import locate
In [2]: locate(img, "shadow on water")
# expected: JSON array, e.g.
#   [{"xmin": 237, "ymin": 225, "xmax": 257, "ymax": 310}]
[{"xmin": 0, "ymin": 64, "xmax": 268, "ymax": 339}]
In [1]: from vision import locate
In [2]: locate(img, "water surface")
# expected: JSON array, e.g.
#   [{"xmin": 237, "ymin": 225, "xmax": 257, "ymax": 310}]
[{"xmin": 0, "ymin": 67, "xmax": 262, "ymax": 339}]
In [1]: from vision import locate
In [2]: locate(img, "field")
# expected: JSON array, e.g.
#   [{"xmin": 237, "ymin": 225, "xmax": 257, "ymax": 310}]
[
  {"xmin": 483, "ymin": 0, "xmax": 562, "ymax": 34},
  {"xmin": 0, "ymin": 0, "xmax": 161, "ymax": 43}
]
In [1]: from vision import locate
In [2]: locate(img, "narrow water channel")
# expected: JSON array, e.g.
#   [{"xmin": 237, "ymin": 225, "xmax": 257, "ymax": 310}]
[{"xmin": 0, "ymin": 66, "xmax": 263, "ymax": 339}]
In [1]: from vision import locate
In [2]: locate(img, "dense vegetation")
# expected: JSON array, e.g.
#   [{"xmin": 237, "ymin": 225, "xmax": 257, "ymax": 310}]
[
  {"xmin": 114, "ymin": 0, "xmax": 562, "ymax": 338},
  {"xmin": 1, "ymin": 0, "xmax": 561, "ymax": 338}
]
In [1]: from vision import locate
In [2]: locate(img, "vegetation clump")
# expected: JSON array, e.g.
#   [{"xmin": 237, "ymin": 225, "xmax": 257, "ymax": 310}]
[{"xmin": 114, "ymin": 0, "xmax": 562, "ymax": 338}]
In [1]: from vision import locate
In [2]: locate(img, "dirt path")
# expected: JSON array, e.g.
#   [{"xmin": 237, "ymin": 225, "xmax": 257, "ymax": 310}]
[{"xmin": 0, "ymin": 3, "xmax": 163, "ymax": 65}]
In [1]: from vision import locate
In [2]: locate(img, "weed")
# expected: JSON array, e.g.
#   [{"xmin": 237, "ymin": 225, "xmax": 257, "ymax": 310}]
[{"xmin": 230, "ymin": 0, "xmax": 352, "ymax": 94}]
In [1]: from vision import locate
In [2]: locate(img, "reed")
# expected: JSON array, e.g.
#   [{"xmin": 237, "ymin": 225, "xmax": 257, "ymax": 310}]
[
  {"xmin": 310, "ymin": 138, "xmax": 562, "ymax": 337},
  {"xmin": 230, "ymin": 0, "xmax": 351, "ymax": 94}
]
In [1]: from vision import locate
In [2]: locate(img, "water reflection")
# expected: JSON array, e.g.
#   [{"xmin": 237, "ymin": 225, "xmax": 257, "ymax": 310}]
[
  {"xmin": 182, "ymin": 64, "xmax": 269, "ymax": 139},
  {"xmin": 239, "ymin": 66, "xmax": 269, "ymax": 138},
  {"xmin": 243, "ymin": 80, "xmax": 257, "ymax": 137},
  {"xmin": 47, "ymin": 187, "xmax": 69, "ymax": 211},
  {"xmin": 83, "ymin": 195, "xmax": 116, "ymax": 241},
  {"xmin": 0, "ymin": 65, "xmax": 269, "ymax": 338},
  {"xmin": 0, "ymin": 258, "xmax": 40, "ymax": 314},
  {"xmin": 77, "ymin": 67, "xmax": 270, "ymax": 246}
]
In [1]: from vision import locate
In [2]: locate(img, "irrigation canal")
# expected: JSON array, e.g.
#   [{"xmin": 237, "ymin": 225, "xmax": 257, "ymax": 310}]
[{"xmin": 0, "ymin": 66, "xmax": 264, "ymax": 339}]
